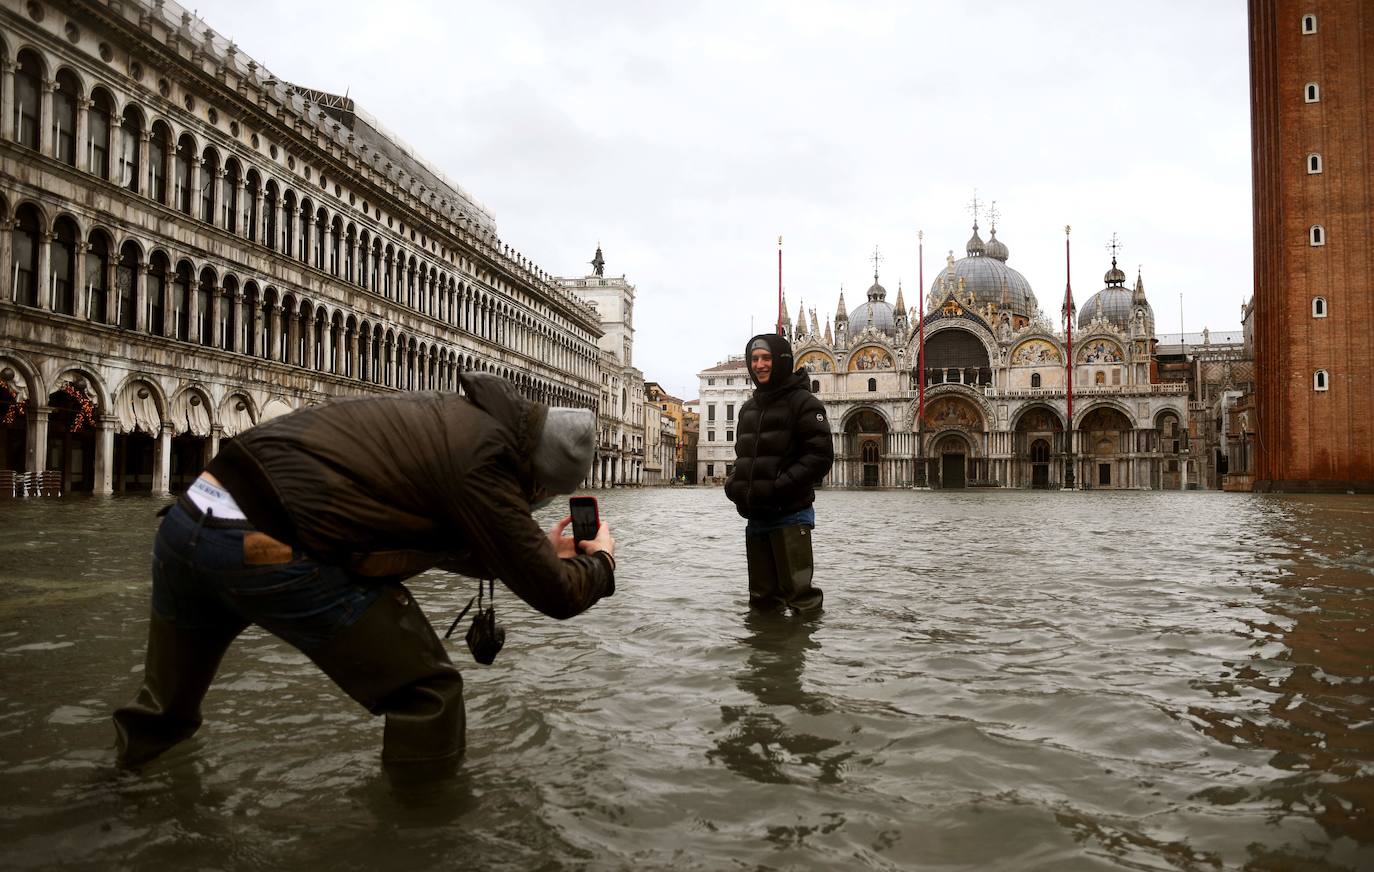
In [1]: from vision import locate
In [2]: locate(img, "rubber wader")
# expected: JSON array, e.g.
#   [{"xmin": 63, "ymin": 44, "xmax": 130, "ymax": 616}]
[
  {"xmin": 747, "ymin": 524, "xmax": 823, "ymax": 613},
  {"xmin": 113, "ymin": 614, "xmax": 245, "ymax": 769},
  {"xmin": 305, "ymin": 585, "xmax": 466, "ymax": 773}
]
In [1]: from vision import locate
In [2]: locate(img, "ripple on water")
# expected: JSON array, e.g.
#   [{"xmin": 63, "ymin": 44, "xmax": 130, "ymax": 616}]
[{"xmin": 1, "ymin": 489, "xmax": 1373, "ymax": 869}]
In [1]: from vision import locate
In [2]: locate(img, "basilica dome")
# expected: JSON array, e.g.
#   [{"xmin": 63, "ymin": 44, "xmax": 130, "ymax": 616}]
[
  {"xmin": 848, "ymin": 276, "xmax": 899, "ymax": 337},
  {"xmin": 926, "ymin": 224, "xmax": 1038, "ymax": 319},
  {"xmin": 1077, "ymin": 259, "xmax": 1151, "ymax": 329}
]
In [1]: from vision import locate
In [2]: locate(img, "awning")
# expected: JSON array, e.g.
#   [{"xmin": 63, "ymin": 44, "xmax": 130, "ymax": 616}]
[
  {"xmin": 219, "ymin": 396, "xmax": 256, "ymax": 437},
  {"xmin": 117, "ymin": 383, "xmax": 162, "ymax": 435},
  {"xmin": 171, "ymin": 391, "xmax": 212, "ymax": 437}
]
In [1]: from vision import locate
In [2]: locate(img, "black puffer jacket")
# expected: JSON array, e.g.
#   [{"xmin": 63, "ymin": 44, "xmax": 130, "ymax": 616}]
[
  {"xmin": 724, "ymin": 334, "xmax": 833, "ymax": 519},
  {"xmin": 206, "ymin": 373, "xmax": 612, "ymax": 620}
]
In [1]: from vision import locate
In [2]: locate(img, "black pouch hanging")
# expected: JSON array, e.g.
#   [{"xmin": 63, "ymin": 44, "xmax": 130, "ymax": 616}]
[{"xmin": 445, "ymin": 578, "xmax": 504, "ymax": 665}]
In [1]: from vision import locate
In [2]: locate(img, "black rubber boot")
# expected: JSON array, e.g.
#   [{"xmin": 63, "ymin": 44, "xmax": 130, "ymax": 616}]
[
  {"xmin": 305, "ymin": 585, "xmax": 465, "ymax": 777},
  {"xmin": 113, "ymin": 614, "xmax": 245, "ymax": 769},
  {"xmin": 768, "ymin": 524, "xmax": 823, "ymax": 613},
  {"xmin": 746, "ymin": 533, "xmax": 783, "ymax": 611}
]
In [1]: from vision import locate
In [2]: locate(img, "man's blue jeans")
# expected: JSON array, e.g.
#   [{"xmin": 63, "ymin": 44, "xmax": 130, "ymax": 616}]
[
  {"xmin": 151, "ymin": 499, "xmax": 382, "ymax": 649},
  {"xmin": 745, "ymin": 506, "xmax": 816, "ymax": 541}
]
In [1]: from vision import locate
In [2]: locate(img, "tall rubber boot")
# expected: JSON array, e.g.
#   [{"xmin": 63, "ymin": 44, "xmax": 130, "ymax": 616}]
[
  {"xmin": 768, "ymin": 524, "xmax": 823, "ymax": 613},
  {"xmin": 113, "ymin": 614, "xmax": 245, "ymax": 769},
  {"xmin": 746, "ymin": 534, "xmax": 783, "ymax": 611},
  {"xmin": 305, "ymin": 585, "xmax": 465, "ymax": 779}
]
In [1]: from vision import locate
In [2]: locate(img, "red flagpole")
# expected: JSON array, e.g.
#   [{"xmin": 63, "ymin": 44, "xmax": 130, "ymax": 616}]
[
  {"xmin": 776, "ymin": 235, "xmax": 783, "ymax": 335},
  {"xmin": 1064, "ymin": 225, "xmax": 1075, "ymax": 489},
  {"xmin": 918, "ymin": 230, "xmax": 925, "ymax": 423}
]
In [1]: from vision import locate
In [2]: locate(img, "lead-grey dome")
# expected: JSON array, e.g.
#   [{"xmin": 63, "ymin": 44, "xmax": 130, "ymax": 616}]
[
  {"xmin": 848, "ymin": 275, "xmax": 898, "ymax": 336},
  {"xmin": 926, "ymin": 223, "xmax": 1037, "ymax": 319},
  {"xmin": 1078, "ymin": 258, "xmax": 1147, "ymax": 328}
]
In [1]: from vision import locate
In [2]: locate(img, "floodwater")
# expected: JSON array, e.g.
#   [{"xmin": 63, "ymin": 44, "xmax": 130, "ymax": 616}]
[{"xmin": 1, "ymin": 488, "xmax": 1372, "ymax": 871}]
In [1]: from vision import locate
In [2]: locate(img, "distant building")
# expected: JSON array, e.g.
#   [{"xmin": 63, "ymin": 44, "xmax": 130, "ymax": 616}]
[
  {"xmin": 644, "ymin": 381, "xmax": 681, "ymax": 485},
  {"xmin": 680, "ymin": 401, "xmax": 699, "ymax": 484},
  {"xmin": 711, "ymin": 221, "xmax": 1196, "ymax": 489},
  {"xmin": 694, "ymin": 357, "xmax": 750, "ymax": 484},
  {"xmin": 0, "ymin": 0, "xmax": 601, "ymax": 496},
  {"xmin": 560, "ymin": 246, "xmax": 645, "ymax": 486},
  {"xmin": 1250, "ymin": 0, "xmax": 1374, "ymax": 491}
]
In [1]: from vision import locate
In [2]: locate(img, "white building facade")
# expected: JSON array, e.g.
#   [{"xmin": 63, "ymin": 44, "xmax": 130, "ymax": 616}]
[{"xmin": 0, "ymin": 0, "xmax": 603, "ymax": 495}]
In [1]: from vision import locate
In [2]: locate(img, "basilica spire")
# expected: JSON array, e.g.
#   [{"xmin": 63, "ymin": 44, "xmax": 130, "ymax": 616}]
[{"xmin": 835, "ymin": 287, "xmax": 848, "ymax": 323}]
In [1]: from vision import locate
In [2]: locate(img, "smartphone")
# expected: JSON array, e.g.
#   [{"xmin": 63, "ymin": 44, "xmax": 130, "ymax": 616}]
[{"xmin": 569, "ymin": 495, "xmax": 600, "ymax": 545}]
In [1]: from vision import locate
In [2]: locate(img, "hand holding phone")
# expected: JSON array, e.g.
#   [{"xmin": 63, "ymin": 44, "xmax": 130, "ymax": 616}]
[{"xmin": 569, "ymin": 495, "xmax": 600, "ymax": 546}]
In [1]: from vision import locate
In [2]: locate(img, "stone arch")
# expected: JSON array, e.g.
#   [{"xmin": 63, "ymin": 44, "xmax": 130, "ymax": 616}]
[
  {"xmin": 261, "ymin": 397, "xmax": 294, "ymax": 421},
  {"xmin": 169, "ymin": 384, "xmax": 214, "ymax": 437},
  {"xmin": 111, "ymin": 374, "xmax": 167, "ymax": 434},
  {"xmin": 219, "ymin": 392, "xmax": 257, "ymax": 437}
]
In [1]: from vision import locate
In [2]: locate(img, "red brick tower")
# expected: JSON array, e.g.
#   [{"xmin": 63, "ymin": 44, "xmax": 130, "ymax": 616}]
[{"xmin": 1250, "ymin": 0, "xmax": 1374, "ymax": 491}]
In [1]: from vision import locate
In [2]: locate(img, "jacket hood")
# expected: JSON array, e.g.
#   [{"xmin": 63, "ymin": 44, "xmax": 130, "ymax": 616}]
[
  {"xmin": 745, "ymin": 333, "xmax": 796, "ymax": 391},
  {"xmin": 459, "ymin": 372, "xmax": 548, "ymax": 490}
]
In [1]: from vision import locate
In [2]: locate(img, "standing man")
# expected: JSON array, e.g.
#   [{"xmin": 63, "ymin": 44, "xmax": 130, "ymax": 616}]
[
  {"xmin": 113, "ymin": 372, "xmax": 617, "ymax": 778},
  {"xmin": 725, "ymin": 334, "xmax": 833, "ymax": 613}
]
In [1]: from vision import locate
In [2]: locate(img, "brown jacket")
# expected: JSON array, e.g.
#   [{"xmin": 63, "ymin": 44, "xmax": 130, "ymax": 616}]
[{"xmin": 207, "ymin": 373, "xmax": 611, "ymax": 619}]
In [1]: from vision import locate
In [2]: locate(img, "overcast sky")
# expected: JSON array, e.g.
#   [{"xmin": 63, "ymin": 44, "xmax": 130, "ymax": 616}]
[{"xmin": 191, "ymin": 0, "xmax": 1253, "ymax": 400}]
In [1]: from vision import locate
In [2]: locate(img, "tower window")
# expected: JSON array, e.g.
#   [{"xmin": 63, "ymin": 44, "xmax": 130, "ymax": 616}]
[
  {"xmin": 1031, "ymin": 373, "xmax": 1041, "ymax": 388},
  {"xmin": 1307, "ymin": 153, "xmax": 1322, "ymax": 173},
  {"xmin": 867, "ymin": 377, "xmax": 877, "ymax": 392},
  {"xmin": 1305, "ymin": 83, "xmax": 1320, "ymax": 102},
  {"xmin": 1312, "ymin": 296, "xmax": 1327, "ymax": 317},
  {"xmin": 1314, "ymin": 369, "xmax": 1329, "ymax": 391},
  {"xmin": 1309, "ymin": 225, "xmax": 1325, "ymax": 246},
  {"xmin": 1302, "ymin": 14, "xmax": 1317, "ymax": 34}
]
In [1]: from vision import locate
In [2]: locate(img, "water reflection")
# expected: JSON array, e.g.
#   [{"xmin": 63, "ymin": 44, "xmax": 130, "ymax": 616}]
[
  {"xmin": 3, "ymin": 490, "xmax": 1374, "ymax": 870},
  {"xmin": 1186, "ymin": 496, "xmax": 1374, "ymax": 848},
  {"xmin": 709, "ymin": 611, "xmax": 846, "ymax": 785}
]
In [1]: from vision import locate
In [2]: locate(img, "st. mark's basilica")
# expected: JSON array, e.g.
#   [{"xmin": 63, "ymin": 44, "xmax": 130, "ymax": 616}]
[{"xmin": 778, "ymin": 222, "xmax": 1193, "ymax": 490}]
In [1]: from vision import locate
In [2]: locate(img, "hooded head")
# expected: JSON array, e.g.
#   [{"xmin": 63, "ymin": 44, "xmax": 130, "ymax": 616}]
[
  {"xmin": 530, "ymin": 407, "xmax": 596, "ymax": 504},
  {"xmin": 745, "ymin": 333, "xmax": 795, "ymax": 391}
]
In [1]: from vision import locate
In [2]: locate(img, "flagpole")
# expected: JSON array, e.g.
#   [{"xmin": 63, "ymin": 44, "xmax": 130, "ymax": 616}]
[
  {"xmin": 776, "ymin": 235, "xmax": 783, "ymax": 335},
  {"xmin": 1064, "ymin": 225, "xmax": 1076, "ymax": 490},
  {"xmin": 915, "ymin": 229, "xmax": 928, "ymax": 488}
]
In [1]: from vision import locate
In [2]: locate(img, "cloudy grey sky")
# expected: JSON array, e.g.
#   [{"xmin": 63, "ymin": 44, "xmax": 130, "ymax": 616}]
[{"xmin": 192, "ymin": 0, "xmax": 1252, "ymax": 400}]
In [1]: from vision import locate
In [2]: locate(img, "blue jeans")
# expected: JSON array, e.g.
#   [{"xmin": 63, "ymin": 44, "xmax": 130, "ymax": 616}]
[
  {"xmin": 152, "ymin": 499, "xmax": 383, "ymax": 651},
  {"xmin": 745, "ymin": 506, "xmax": 816, "ymax": 540}
]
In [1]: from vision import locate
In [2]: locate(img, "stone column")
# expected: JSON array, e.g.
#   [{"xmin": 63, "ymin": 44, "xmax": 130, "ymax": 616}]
[
  {"xmin": 186, "ymin": 156, "xmax": 202, "ymax": 215},
  {"xmin": 72, "ymin": 241, "xmax": 89, "ymax": 320},
  {"xmin": 269, "ymin": 305, "xmax": 282, "ymax": 362},
  {"xmin": 39, "ymin": 79, "xmax": 54, "ymax": 156},
  {"xmin": 209, "ymin": 425, "xmax": 221, "ymax": 461},
  {"xmin": 0, "ymin": 219, "xmax": 13, "ymax": 303},
  {"xmin": 36, "ymin": 231, "xmax": 52, "ymax": 310},
  {"xmin": 103, "ymin": 256, "xmax": 118, "ymax": 326},
  {"xmin": 272, "ymin": 198, "xmax": 284, "ymax": 251},
  {"xmin": 94, "ymin": 415, "xmax": 115, "ymax": 495},
  {"xmin": 76, "ymin": 98, "xmax": 91, "ymax": 172},
  {"xmin": 27, "ymin": 406, "xmax": 49, "ymax": 474},
  {"xmin": 155, "ymin": 423, "xmax": 172, "ymax": 496},
  {"xmin": 133, "ymin": 263, "xmax": 149, "ymax": 332},
  {"xmin": 324, "ymin": 224, "xmax": 335, "ymax": 273},
  {"xmin": 346, "ymin": 329, "xmax": 358, "ymax": 379},
  {"xmin": 208, "ymin": 285, "xmax": 223, "ymax": 348},
  {"xmin": 210, "ymin": 168, "xmax": 226, "ymax": 228},
  {"xmin": 0, "ymin": 60, "xmax": 14, "ymax": 141},
  {"xmin": 247, "ymin": 185, "xmax": 260, "ymax": 241}
]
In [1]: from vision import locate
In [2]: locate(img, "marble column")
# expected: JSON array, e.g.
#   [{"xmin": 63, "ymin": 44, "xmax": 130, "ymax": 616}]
[
  {"xmin": 27, "ymin": 406, "xmax": 49, "ymax": 474},
  {"xmin": 94, "ymin": 415, "xmax": 115, "ymax": 495},
  {"xmin": 155, "ymin": 423, "xmax": 172, "ymax": 496}
]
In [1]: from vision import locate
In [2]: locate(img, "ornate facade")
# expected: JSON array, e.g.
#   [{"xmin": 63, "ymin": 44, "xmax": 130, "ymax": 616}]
[
  {"xmin": 559, "ymin": 247, "xmax": 646, "ymax": 486},
  {"xmin": 0, "ymin": 0, "xmax": 602, "ymax": 495},
  {"xmin": 777, "ymin": 223, "xmax": 1192, "ymax": 489}
]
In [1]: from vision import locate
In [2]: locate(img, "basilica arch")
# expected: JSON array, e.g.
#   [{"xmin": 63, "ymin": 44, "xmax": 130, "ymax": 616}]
[
  {"xmin": 1012, "ymin": 404, "xmax": 1067, "ymax": 489},
  {"xmin": 839, "ymin": 407, "xmax": 891, "ymax": 487},
  {"xmin": 1076, "ymin": 402, "xmax": 1137, "ymax": 489}
]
